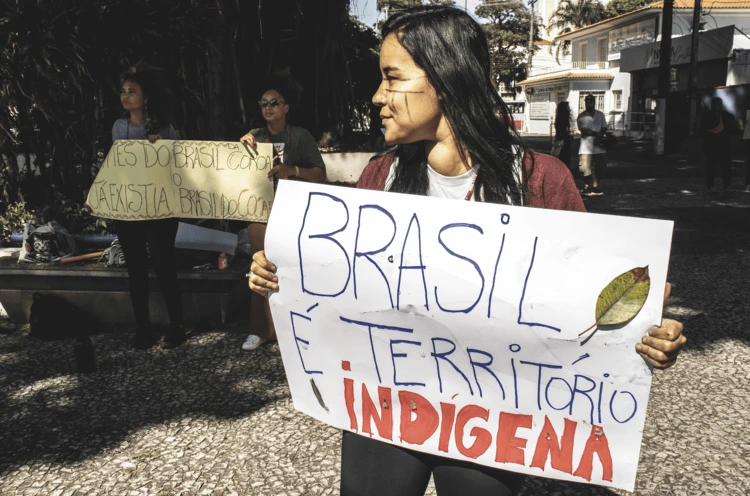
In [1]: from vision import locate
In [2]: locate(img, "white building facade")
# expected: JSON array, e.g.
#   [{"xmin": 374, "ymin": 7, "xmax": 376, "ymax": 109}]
[{"xmin": 518, "ymin": 0, "xmax": 750, "ymax": 136}]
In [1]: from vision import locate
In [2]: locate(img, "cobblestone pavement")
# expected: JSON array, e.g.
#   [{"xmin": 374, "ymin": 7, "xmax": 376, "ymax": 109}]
[{"xmin": 1, "ymin": 154, "xmax": 749, "ymax": 495}]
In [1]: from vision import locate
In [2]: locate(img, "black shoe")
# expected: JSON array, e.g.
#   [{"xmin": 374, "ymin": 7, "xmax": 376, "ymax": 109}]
[
  {"xmin": 162, "ymin": 324, "xmax": 187, "ymax": 349},
  {"xmin": 589, "ymin": 187, "xmax": 604, "ymax": 196},
  {"xmin": 133, "ymin": 325, "xmax": 158, "ymax": 350}
]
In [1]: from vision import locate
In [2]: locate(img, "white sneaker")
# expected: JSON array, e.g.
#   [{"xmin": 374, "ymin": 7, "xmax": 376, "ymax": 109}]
[{"xmin": 242, "ymin": 334, "xmax": 266, "ymax": 351}]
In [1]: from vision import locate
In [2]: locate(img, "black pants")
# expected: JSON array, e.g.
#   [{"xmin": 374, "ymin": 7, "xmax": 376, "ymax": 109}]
[
  {"xmin": 340, "ymin": 432, "xmax": 525, "ymax": 496},
  {"xmin": 705, "ymin": 146, "xmax": 732, "ymax": 188},
  {"xmin": 114, "ymin": 219, "xmax": 182, "ymax": 328},
  {"xmin": 559, "ymin": 137, "xmax": 572, "ymax": 170},
  {"xmin": 745, "ymin": 140, "xmax": 750, "ymax": 186}
]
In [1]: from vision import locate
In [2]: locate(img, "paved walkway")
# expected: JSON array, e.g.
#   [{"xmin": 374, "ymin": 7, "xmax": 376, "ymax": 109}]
[{"xmin": 1, "ymin": 146, "xmax": 749, "ymax": 495}]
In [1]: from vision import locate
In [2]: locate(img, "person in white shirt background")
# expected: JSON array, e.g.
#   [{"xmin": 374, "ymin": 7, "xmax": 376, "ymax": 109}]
[{"xmin": 576, "ymin": 94, "xmax": 607, "ymax": 196}]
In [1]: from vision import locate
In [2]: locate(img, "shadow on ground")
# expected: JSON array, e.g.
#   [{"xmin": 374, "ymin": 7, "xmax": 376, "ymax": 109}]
[{"xmin": 0, "ymin": 327, "xmax": 283, "ymax": 474}]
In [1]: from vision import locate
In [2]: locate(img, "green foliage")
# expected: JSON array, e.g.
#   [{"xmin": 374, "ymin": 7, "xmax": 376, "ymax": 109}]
[
  {"xmin": 476, "ymin": 0, "xmax": 539, "ymax": 89},
  {"xmin": 1, "ymin": 0, "xmax": 368, "ymax": 235},
  {"xmin": 548, "ymin": 0, "xmax": 607, "ymax": 33},
  {"xmin": 375, "ymin": 0, "xmax": 456, "ymax": 31},
  {"xmin": 547, "ymin": 0, "xmax": 608, "ymax": 61},
  {"xmin": 604, "ymin": 0, "xmax": 650, "ymax": 18},
  {"xmin": 0, "ymin": 0, "xmax": 219, "ymax": 213},
  {"xmin": 0, "ymin": 202, "xmax": 41, "ymax": 246},
  {"xmin": 377, "ymin": 0, "xmax": 455, "ymax": 12},
  {"xmin": 343, "ymin": 16, "xmax": 382, "ymax": 135}
]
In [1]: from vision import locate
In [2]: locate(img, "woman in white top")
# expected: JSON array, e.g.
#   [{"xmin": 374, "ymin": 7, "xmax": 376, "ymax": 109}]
[{"xmin": 247, "ymin": 6, "xmax": 686, "ymax": 495}]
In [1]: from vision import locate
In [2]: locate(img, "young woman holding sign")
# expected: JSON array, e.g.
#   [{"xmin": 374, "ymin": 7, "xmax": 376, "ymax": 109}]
[
  {"xmin": 240, "ymin": 78, "xmax": 326, "ymax": 351},
  {"xmin": 247, "ymin": 6, "xmax": 686, "ymax": 495},
  {"xmin": 112, "ymin": 68, "xmax": 185, "ymax": 350}
]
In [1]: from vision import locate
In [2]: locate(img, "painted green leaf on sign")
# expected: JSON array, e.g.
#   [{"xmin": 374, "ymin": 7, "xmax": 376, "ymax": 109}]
[{"xmin": 579, "ymin": 266, "xmax": 651, "ymax": 344}]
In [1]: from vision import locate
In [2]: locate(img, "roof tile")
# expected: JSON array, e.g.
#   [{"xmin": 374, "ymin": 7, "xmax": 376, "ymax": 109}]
[{"xmin": 557, "ymin": 0, "xmax": 750, "ymax": 39}]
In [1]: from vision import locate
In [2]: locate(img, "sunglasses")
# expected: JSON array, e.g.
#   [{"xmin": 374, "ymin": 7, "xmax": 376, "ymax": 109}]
[{"xmin": 258, "ymin": 98, "xmax": 285, "ymax": 108}]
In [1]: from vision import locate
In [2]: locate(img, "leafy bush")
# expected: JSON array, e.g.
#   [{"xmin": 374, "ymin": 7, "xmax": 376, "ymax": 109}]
[{"xmin": 0, "ymin": 202, "xmax": 42, "ymax": 246}]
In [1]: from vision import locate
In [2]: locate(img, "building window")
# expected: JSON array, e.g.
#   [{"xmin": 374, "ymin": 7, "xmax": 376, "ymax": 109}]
[
  {"xmin": 613, "ymin": 90, "xmax": 623, "ymax": 111},
  {"xmin": 578, "ymin": 91, "xmax": 605, "ymax": 114},
  {"xmin": 598, "ymin": 37, "xmax": 608, "ymax": 62},
  {"xmin": 557, "ymin": 92, "xmax": 567, "ymax": 104},
  {"xmin": 579, "ymin": 41, "xmax": 588, "ymax": 63}
]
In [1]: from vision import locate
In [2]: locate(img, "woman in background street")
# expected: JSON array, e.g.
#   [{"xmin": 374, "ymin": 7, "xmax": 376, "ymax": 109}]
[{"xmin": 554, "ymin": 101, "xmax": 572, "ymax": 169}]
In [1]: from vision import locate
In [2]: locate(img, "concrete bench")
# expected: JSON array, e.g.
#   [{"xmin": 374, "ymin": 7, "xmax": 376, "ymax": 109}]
[
  {"xmin": 0, "ymin": 255, "xmax": 251, "ymax": 326},
  {"xmin": 0, "ymin": 152, "xmax": 372, "ymax": 327}
]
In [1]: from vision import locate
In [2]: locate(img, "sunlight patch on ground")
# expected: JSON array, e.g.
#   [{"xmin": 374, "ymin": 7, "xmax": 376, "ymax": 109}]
[
  {"xmin": 7, "ymin": 376, "xmax": 79, "ymax": 401},
  {"xmin": 663, "ymin": 305, "xmax": 705, "ymax": 318}
]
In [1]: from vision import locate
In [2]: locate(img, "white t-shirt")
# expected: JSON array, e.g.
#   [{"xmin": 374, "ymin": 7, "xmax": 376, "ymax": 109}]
[
  {"xmin": 577, "ymin": 110, "xmax": 607, "ymax": 155},
  {"xmin": 383, "ymin": 152, "xmax": 523, "ymax": 203},
  {"xmin": 385, "ymin": 158, "xmax": 479, "ymax": 200}
]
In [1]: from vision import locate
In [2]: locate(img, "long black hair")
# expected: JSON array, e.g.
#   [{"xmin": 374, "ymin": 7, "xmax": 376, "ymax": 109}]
[
  {"xmin": 121, "ymin": 67, "xmax": 175, "ymax": 135},
  {"xmin": 382, "ymin": 6, "xmax": 530, "ymax": 205},
  {"xmin": 555, "ymin": 101, "xmax": 571, "ymax": 135}
]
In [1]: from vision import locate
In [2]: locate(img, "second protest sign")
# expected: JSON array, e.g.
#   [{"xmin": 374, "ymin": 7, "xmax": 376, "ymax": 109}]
[{"xmin": 86, "ymin": 140, "xmax": 275, "ymax": 222}]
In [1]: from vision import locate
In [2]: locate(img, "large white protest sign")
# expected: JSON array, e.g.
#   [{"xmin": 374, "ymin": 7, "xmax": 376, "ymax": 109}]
[
  {"xmin": 85, "ymin": 140, "xmax": 274, "ymax": 222},
  {"xmin": 266, "ymin": 181, "xmax": 673, "ymax": 491}
]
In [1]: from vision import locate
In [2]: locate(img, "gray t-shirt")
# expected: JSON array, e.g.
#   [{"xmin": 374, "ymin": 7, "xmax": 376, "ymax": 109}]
[
  {"xmin": 111, "ymin": 118, "xmax": 179, "ymax": 141},
  {"xmin": 248, "ymin": 125, "xmax": 325, "ymax": 169}
]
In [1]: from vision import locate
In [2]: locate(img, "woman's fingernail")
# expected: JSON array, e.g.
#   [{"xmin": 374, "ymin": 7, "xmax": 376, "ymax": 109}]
[
  {"xmin": 641, "ymin": 336, "xmax": 647, "ymax": 343},
  {"xmin": 635, "ymin": 344, "xmax": 642, "ymax": 352}
]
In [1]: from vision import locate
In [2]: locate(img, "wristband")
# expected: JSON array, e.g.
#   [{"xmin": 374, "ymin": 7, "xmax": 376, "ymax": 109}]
[{"xmin": 295, "ymin": 166, "xmax": 300, "ymax": 177}]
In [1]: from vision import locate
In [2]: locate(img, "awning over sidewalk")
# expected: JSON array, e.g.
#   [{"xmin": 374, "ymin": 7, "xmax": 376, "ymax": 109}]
[{"xmin": 517, "ymin": 72, "xmax": 613, "ymax": 86}]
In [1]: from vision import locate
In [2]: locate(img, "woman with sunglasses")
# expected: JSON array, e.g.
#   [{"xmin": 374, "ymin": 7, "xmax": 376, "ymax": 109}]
[
  {"xmin": 248, "ymin": 6, "xmax": 686, "ymax": 495},
  {"xmin": 239, "ymin": 81, "xmax": 326, "ymax": 351}
]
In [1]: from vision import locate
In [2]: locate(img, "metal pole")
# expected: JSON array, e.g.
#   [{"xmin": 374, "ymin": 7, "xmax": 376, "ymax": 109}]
[
  {"xmin": 655, "ymin": 0, "xmax": 673, "ymax": 154},
  {"xmin": 528, "ymin": 0, "xmax": 536, "ymax": 73},
  {"xmin": 687, "ymin": 0, "xmax": 702, "ymax": 137}
]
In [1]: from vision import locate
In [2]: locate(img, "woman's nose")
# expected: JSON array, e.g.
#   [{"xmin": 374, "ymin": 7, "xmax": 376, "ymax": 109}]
[{"xmin": 372, "ymin": 81, "xmax": 387, "ymax": 107}]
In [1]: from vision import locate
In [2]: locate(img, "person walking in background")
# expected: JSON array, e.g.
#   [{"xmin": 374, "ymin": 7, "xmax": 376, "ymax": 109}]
[
  {"xmin": 702, "ymin": 97, "xmax": 736, "ymax": 193},
  {"xmin": 112, "ymin": 68, "xmax": 185, "ymax": 350},
  {"xmin": 576, "ymin": 94, "xmax": 607, "ymax": 196},
  {"xmin": 239, "ymin": 77, "xmax": 326, "ymax": 351},
  {"xmin": 553, "ymin": 101, "xmax": 572, "ymax": 169}
]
